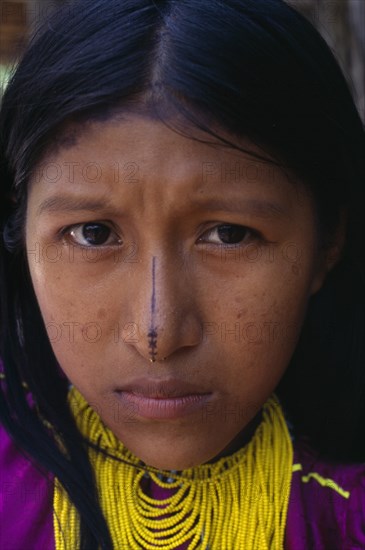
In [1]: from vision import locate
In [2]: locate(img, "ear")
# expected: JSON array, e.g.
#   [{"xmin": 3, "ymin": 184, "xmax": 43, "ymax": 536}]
[{"xmin": 309, "ymin": 209, "xmax": 347, "ymax": 296}]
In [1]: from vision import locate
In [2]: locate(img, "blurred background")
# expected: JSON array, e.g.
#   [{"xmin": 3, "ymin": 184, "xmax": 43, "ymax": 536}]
[{"xmin": 0, "ymin": 0, "xmax": 364, "ymax": 121}]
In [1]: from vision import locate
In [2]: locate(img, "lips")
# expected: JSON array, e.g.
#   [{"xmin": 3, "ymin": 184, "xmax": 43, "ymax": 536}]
[
  {"xmin": 116, "ymin": 377, "xmax": 211, "ymax": 399},
  {"xmin": 115, "ymin": 377, "xmax": 213, "ymax": 420}
]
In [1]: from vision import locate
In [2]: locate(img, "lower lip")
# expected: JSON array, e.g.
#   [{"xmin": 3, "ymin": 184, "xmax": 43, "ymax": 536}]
[{"xmin": 116, "ymin": 391, "xmax": 212, "ymax": 420}]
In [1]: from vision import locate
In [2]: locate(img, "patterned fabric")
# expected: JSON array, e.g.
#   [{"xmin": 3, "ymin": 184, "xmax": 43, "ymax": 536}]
[{"xmin": 1, "ymin": 419, "xmax": 364, "ymax": 549}]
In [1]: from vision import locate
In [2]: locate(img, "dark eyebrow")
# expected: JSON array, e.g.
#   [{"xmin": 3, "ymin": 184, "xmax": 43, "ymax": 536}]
[
  {"xmin": 37, "ymin": 196, "xmax": 115, "ymax": 216},
  {"xmin": 37, "ymin": 194, "xmax": 288, "ymax": 221},
  {"xmin": 193, "ymin": 198, "xmax": 288, "ymax": 220}
]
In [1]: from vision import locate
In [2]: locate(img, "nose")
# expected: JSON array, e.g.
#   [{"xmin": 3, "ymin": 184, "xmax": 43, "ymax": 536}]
[{"xmin": 123, "ymin": 256, "xmax": 202, "ymax": 363}]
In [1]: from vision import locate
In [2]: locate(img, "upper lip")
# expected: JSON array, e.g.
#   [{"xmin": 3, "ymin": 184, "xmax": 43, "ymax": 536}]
[{"xmin": 116, "ymin": 377, "xmax": 211, "ymax": 399}]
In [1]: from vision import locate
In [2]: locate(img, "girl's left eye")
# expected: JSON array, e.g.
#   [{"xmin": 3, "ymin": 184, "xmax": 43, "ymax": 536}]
[
  {"xmin": 198, "ymin": 224, "xmax": 258, "ymax": 245},
  {"xmin": 63, "ymin": 223, "xmax": 121, "ymax": 247}
]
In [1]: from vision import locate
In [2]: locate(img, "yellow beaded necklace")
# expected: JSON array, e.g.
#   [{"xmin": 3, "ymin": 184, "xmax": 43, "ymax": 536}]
[{"xmin": 53, "ymin": 388, "xmax": 293, "ymax": 549}]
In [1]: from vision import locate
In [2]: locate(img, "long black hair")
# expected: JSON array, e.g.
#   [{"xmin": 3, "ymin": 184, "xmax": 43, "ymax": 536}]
[{"xmin": 1, "ymin": 0, "xmax": 364, "ymax": 547}]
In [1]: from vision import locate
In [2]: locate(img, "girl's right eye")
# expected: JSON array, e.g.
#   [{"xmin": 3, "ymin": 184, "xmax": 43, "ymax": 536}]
[{"xmin": 62, "ymin": 223, "xmax": 122, "ymax": 247}]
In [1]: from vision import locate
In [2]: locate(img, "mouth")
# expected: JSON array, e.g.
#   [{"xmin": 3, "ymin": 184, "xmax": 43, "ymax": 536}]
[
  {"xmin": 115, "ymin": 377, "xmax": 213, "ymax": 420},
  {"xmin": 115, "ymin": 377, "xmax": 211, "ymax": 399},
  {"xmin": 115, "ymin": 392, "xmax": 212, "ymax": 420}
]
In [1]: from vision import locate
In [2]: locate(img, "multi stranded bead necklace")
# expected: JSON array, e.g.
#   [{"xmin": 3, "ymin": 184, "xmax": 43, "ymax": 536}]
[{"xmin": 53, "ymin": 388, "xmax": 293, "ymax": 549}]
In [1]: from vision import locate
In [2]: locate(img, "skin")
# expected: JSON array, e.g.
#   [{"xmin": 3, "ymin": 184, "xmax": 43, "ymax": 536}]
[{"xmin": 25, "ymin": 115, "xmax": 340, "ymax": 470}]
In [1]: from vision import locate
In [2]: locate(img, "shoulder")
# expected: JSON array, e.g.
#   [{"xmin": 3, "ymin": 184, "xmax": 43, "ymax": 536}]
[
  {"xmin": 285, "ymin": 436, "xmax": 365, "ymax": 550},
  {"xmin": 0, "ymin": 417, "xmax": 55, "ymax": 548}
]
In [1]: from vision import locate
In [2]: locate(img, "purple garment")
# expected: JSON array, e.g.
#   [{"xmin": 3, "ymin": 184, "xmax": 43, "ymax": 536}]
[
  {"xmin": 286, "ymin": 438, "xmax": 365, "ymax": 550},
  {"xmin": 1, "ymin": 422, "xmax": 364, "ymax": 549},
  {"xmin": 0, "ymin": 422, "xmax": 54, "ymax": 550}
]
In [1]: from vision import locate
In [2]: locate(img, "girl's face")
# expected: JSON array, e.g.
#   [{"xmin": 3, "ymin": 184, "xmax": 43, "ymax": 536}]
[{"xmin": 26, "ymin": 115, "xmax": 332, "ymax": 470}]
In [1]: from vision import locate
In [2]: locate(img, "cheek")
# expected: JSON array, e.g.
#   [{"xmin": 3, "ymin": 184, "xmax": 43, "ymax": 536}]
[
  {"xmin": 27, "ymin": 239, "xmax": 114, "ymax": 321},
  {"xmin": 205, "ymin": 263, "xmax": 312, "ymax": 389},
  {"xmin": 27, "ymin": 259, "xmax": 109, "ymax": 381},
  {"xmin": 209, "ymin": 258, "xmax": 311, "ymax": 337},
  {"xmin": 29, "ymin": 264, "xmax": 82, "ymax": 327}
]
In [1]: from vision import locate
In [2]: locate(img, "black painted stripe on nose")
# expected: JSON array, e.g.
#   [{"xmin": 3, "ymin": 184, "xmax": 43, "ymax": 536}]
[{"xmin": 148, "ymin": 256, "xmax": 158, "ymax": 362}]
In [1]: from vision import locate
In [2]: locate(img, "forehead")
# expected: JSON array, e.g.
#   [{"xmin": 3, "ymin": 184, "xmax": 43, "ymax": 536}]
[
  {"xmin": 34, "ymin": 114, "xmax": 297, "ymax": 190},
  {"xmin": 28, "ymin": 114, "xmax": 314, "ymax": 228}
]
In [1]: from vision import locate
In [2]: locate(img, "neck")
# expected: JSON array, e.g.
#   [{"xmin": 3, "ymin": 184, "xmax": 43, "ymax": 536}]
[{"xmin": 205, "ymin": 409, "xmax": 263, "ymax": 464}]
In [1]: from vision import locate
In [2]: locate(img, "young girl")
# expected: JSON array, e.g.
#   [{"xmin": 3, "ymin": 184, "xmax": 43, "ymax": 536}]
[{"xmin": 0, "ymin": 0, "xmax": 364, "ymax": 548}]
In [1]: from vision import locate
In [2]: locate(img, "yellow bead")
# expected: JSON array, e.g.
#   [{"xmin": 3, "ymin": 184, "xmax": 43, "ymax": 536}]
[{"xmin": 53, "ymin": 390, "xmax": 293, "ymax": 550}]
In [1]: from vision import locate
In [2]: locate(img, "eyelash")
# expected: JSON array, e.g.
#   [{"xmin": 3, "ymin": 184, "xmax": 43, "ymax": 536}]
[
  {"xmin": 60, "ymin": 222, "xmax": 121, "ymax": 248},
  {"xmin": 197, "ymin": 224, "xmax": 261, "ymax": 247},
  {"xmin": 59, "ymin": 221, "xmax": 262, "ymax": 249}
]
